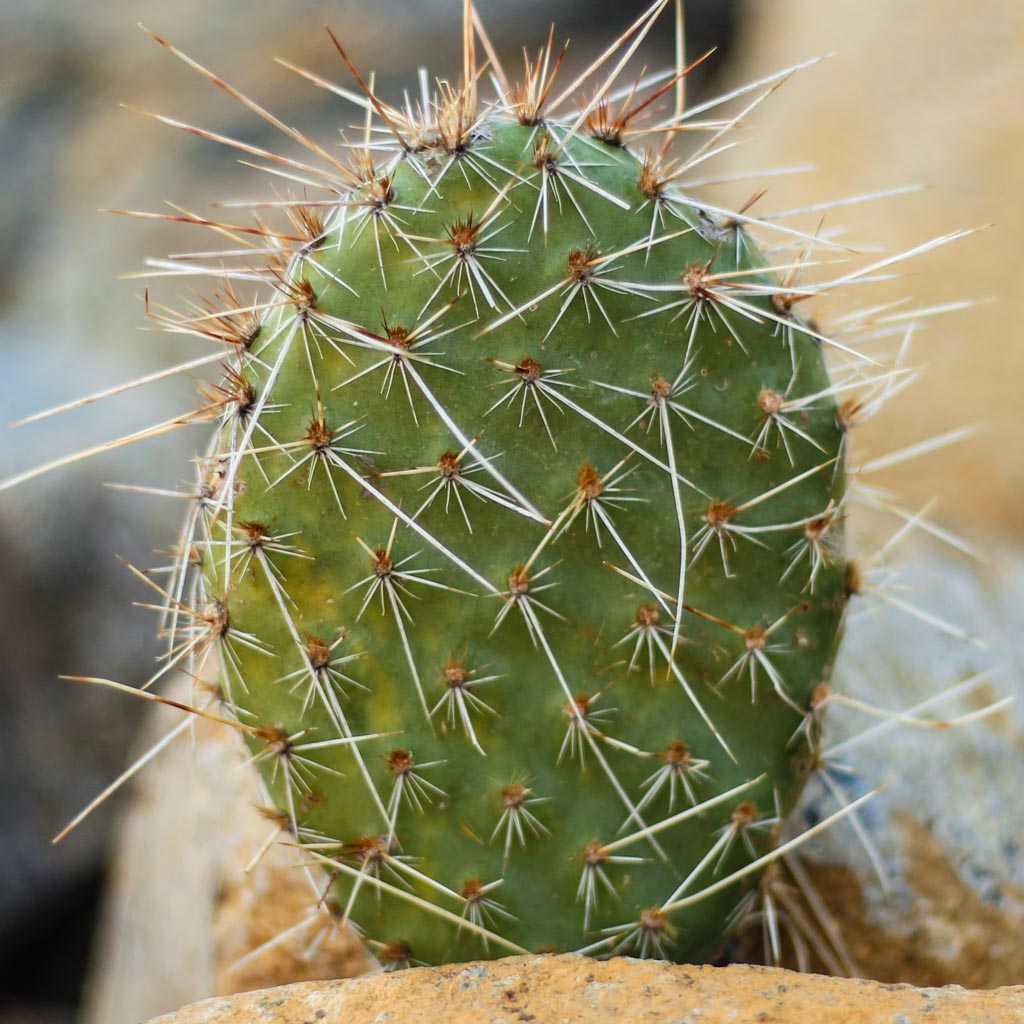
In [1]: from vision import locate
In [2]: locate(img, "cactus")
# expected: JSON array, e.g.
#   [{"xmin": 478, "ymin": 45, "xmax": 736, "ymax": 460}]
[
  {"xmin": 168, "ymin": 5, "xmax": 853, "ymax": 966},
  {"xmin": 9, "ymin": 0, "xmax": 982, "ymax": 974}
]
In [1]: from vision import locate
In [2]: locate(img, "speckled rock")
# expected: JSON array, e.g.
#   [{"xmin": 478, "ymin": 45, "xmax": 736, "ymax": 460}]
[
  {"xmin": 782, "ymin": 545, "xmax": 1024, "ymax": 987},
  {"xmin": 146, "ymin": 953, "xmax": 1024, "ymax": 1024}
]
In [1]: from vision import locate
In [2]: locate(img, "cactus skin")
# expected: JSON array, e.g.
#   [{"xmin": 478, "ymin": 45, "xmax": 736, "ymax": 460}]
[{"xmin": 198, "ymin": 84, "xmax": 848, "ymax": 966}]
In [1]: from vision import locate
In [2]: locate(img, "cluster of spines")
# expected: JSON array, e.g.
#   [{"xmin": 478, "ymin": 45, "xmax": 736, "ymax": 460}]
[{"xmin": 5, "ymin": 0, "xmax": 1006, "ymax": 976}]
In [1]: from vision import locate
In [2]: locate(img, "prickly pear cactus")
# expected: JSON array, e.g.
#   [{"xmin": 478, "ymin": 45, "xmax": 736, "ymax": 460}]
[
  {"xmin": 9, "ymin": 1, "xmax": 909, "ymax": 971},
  {"xmin": 159, "ymin": 10, "xmax": 852, "ymax": 967}
]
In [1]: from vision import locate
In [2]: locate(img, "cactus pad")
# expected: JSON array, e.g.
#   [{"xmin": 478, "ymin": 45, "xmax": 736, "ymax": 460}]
[{"xmin": 177, "ymin": 22, "xmax": 851, "ymax": 966}]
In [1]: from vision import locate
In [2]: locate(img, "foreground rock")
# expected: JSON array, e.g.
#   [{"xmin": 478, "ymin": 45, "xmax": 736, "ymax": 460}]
[{"xmin": 147, "ymin": 954, "xmax": 1024, "ymax": 1024}]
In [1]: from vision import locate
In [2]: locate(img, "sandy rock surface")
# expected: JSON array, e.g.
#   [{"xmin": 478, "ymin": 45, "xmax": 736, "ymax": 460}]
[{"xmin": 146, "ymin": 954, "xmax": 1024, "ymax": 1024}]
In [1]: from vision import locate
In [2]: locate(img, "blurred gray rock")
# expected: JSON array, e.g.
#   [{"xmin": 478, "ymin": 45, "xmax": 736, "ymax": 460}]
[{"xmin": 791, "ymin": 539, "xmax": 1024, "ymax": 986}]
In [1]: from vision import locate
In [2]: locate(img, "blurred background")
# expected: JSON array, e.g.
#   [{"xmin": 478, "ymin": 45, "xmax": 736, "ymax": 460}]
[{"xmin": 0, "ymin": 1, "xmax": 1020, "ymax": 1021}]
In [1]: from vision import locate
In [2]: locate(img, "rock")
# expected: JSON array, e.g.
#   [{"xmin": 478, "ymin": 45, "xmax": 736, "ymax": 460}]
[
  {"xmin": 776, "ymin": 544, "xmax": 1024, "ymax": 987},
  {"xmin": 144, "ymin": 953, "xmax": 1024, "ymax": 1024},
  {"xmin": 724, "ymin": 0, "xmax": 1024, "ymax": 534}
]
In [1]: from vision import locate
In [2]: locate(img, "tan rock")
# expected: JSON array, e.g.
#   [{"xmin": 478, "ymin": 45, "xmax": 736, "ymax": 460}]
[
  {"xmin": 146, "ymin": 953, "xmax": 1024, "ymax": 1024},
  {"xmin": 723, "ymin": 0, "xmax": 1024, "ymax": 538}
]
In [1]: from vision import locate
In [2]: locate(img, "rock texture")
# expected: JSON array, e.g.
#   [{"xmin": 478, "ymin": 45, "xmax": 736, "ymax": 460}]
[{"xmin": 146, "ymin": 954, "xmax": 1024, "ymax": 1024}]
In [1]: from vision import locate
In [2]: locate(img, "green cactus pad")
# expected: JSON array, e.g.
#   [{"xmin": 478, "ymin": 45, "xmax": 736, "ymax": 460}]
[{"xmin": 182, "ymin": 19, "xmax": 849, "ymax": 967}]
